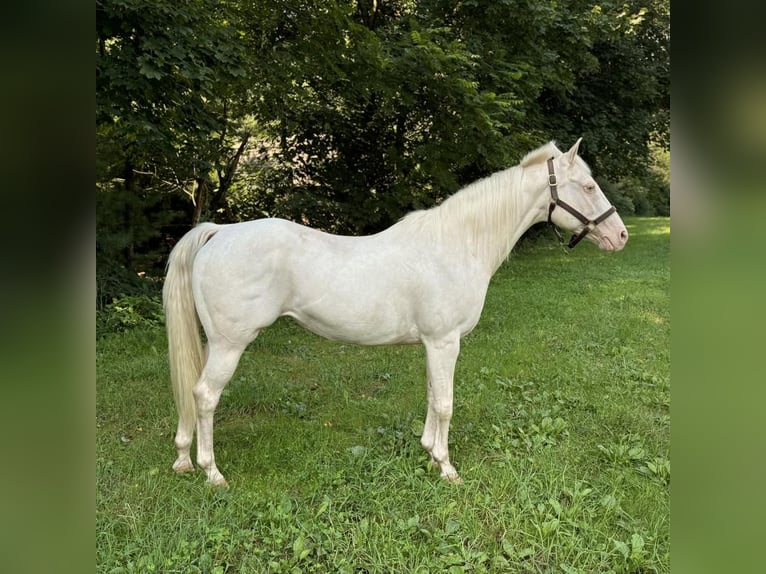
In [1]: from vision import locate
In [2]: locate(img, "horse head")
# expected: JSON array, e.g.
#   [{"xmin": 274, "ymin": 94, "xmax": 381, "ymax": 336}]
[{"xmin": 547, "ymin": 138, "xmax": 629, "ymax": 252}]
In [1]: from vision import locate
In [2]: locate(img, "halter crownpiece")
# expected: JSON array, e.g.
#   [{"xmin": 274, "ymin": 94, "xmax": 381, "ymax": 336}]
[{"xmin": 546, "ymin": 157, "xmax": 616, "ymax": 249}]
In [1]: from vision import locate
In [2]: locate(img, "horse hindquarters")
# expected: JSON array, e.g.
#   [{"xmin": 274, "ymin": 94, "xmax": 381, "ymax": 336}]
[
  {"xmin": 163, "ymin": 223, "xmax": 220, "ymax": 474},
  {"xmin": 181, "ymin": 222, "xmax": 287, "ymax": 485}
]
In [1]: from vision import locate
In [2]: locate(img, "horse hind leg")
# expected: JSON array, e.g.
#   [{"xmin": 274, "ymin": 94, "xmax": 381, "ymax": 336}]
[
  {"xmin": 172, "ymin": 343, "xmax": 209, "ymax": 473},
  {"xmin": 172, "ymin": 428, "xmax": 194, "ymax": 473},
  {"xmin": 421, "ymin": 335, "xmax": 462, "ymax": 483},
  {"xmin": 194, "ymin": 338, "xmax": 248, "ymax": 487}
]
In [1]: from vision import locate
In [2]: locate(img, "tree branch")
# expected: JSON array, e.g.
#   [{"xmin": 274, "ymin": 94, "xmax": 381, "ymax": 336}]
[{"xmin": 210, "ymin": 133, "xmax": 251, "ymax": 214}]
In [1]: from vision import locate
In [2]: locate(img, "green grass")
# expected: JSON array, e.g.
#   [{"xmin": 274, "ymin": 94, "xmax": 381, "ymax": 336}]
[{"xmin": 97, "ymin": 217, "xmax": 669, "ymax": 573}]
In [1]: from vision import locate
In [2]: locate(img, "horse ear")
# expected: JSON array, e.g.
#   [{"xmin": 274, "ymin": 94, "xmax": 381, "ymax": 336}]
[{"xmin": 566, "ymin": 137, "xmax": 583, "ymax": 166}]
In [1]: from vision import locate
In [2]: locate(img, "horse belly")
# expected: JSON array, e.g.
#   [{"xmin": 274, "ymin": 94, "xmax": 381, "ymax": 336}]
[
  {"xmin": 284, "ymin": 236, "xmax": 489, "ymax": 344},
  {"xmin": 284, "ymin": 282, "xmax": 420, "ymax": 345}
]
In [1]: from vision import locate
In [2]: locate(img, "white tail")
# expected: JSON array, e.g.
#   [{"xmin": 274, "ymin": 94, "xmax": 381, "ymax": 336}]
[{"xmin": 163, "ymin": 222, "xmax": 220, "ymax": 440}]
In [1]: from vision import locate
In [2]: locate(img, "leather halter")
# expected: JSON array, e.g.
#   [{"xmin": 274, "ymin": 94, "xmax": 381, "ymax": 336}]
[{"xmin": 546, "ymin": 157, "xmax": 616, "ymax": 249}]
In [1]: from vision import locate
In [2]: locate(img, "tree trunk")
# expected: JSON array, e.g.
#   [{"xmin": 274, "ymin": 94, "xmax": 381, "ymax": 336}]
[
  {"xmin": 210, "ymin": 134, "xmax": 250, "ymax": 220},
  {"xmin": 123, "ymin": 160, "xmax": 137, "ymax": 265},
  {"xmin": 357, "ymin": 0, "xmax": 380, "ymax": 30},
  {"xmin": 192, "ymin": 177, "xmax": 209, "ymax": 225}
]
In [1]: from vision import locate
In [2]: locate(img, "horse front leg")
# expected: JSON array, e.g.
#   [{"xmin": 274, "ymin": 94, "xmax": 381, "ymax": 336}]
[{"xmin": 421, "ymin": 334, "xmax": 462, "ymax": 483}]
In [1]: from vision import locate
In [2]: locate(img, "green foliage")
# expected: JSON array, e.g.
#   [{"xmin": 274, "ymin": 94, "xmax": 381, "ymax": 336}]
[
  {"xmin": 96, "ymin": 0, "xmax": 248, "ymax": 177},
  {"xmin": 97, "ymin": 218, "xmax": 669, "ymax": 573},
  {"xmin": 97, "ymin": 294, "xmax": 164, "ymax": 337},
  {"xmin": 96, "ymin": 180, "xmax": 184, "ymax": 303},
  {"xmin": 96, "ymin": 0, "xmax": 670, "ymax": 288},
  {"xmin": 599, "ymin": 140, "xmax": 670, "ymax": 217},
  {"xmin": 601, "ymin": 179, "xmax": 636, "ymax": 216}
]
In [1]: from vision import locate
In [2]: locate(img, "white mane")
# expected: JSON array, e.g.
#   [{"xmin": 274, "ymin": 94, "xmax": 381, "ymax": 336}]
[
  {"xmin": 398, "ymin": 141, "xmax": 560, "ymax": 272},
  {"xmin": 521, "ymin": 139, "xmax": 591, "ymax": 173},
  {"xmin": 520, "ymin": 141, "xmax": 561, "ymax": 167}
]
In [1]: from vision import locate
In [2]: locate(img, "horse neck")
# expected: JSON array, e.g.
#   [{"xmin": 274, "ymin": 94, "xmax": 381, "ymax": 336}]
[{"xmin": 429, "ymin": 164, "xmax": 549, "ymax": 274}]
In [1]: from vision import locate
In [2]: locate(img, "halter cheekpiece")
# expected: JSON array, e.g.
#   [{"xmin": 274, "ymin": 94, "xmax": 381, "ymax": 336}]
[{"xmin": 546, "ymin": 157, "xmax": 616, "ymax": 249}]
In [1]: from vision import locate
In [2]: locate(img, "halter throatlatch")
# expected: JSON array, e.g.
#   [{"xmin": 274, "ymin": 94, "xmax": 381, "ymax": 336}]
[{"xmin": 546, "ymin": 157, "xmax": 616, "ymax": 250}]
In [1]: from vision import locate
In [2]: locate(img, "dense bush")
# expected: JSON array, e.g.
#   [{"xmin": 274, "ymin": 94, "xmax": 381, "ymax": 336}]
[
  {"xmin": 97, "ymin": 294, "xmax": 164, "ymax": 337},
  {"xmin": 600, "ymin": 143, "xmax": 670, "ymax": 217}
]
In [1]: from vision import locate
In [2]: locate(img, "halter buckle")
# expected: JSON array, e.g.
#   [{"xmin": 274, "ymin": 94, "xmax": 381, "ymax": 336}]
[{"xmin": 548, "ymin": 173, "xmax": 557, "ymax": 187}]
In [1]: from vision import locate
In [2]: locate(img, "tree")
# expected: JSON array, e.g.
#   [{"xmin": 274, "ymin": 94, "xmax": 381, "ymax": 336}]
[
  {"xmin": 227, "ymin": 0, "xmax": 669, "ymax": 233},
  {"xmin": 536, "ymin": 0, "xmax": 670, "ymax": 179},
  {"xmin": 96, "ymin": 0, "xmax": 670, "ymax": 301},
  {"xmin": 96, "ymin": 0, "xmax": 252, "ymax": 297},
  {"xmin": 230, "ymin": 0, "xmax": 547, "ymax": 233}
]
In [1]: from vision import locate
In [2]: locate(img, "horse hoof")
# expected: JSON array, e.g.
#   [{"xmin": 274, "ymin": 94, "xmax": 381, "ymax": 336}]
[
  {"xmin": 442, "ymin": 472, "xmax": 463, "ymax": 484},
  {"xmin": 172, "ymin": 460, "xmax": 194, "ymax": 473},
  {"xmin": 208, "ymin": 478, "xmax": 229, "ymax": 488}
]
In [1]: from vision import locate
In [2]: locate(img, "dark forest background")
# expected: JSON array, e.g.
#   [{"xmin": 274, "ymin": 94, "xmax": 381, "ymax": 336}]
[{"xmin": 96, "ymin": 0, "xmax": 669, "ymax": 311}]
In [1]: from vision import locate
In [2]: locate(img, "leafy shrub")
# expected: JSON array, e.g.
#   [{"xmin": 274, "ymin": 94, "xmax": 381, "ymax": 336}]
[
  {"xmin": 600, "ymin": 142, "xmax": 669, "ymax": 217},
  {"xmin": 601, "ymin": 179, "xmax": 636, "ymax": 216},
  {"xmin": 97, "ymin": 294, "xmax": 164, "ymax": 336}
]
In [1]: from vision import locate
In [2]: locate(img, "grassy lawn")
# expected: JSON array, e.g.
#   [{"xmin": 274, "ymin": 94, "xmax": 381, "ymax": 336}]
[{"xmin": 97, "ymin": 217, "xmax": 669, "ymax": 573}]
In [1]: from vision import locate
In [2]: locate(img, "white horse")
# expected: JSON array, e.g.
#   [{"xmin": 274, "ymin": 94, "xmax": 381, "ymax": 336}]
[{"xmin": 163, "ymin": 139, "xmax": 628, "ymax": 486}]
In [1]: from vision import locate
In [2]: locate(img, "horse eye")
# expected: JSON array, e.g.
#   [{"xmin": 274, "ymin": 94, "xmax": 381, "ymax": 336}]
[{"xmin": 584, "ymin": 183, "xmax": 596, "ymax": 193}]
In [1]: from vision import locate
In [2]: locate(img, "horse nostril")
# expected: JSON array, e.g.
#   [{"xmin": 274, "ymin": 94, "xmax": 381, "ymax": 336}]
[{"xmin": 620, "ymin": 229, "xmax": 629, "ymax": 242}]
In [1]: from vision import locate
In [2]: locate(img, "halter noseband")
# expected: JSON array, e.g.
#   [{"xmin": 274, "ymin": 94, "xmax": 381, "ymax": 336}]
[{"xmin": 546, "ymin": 157, "xmax": 616, "ymax": 249}]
